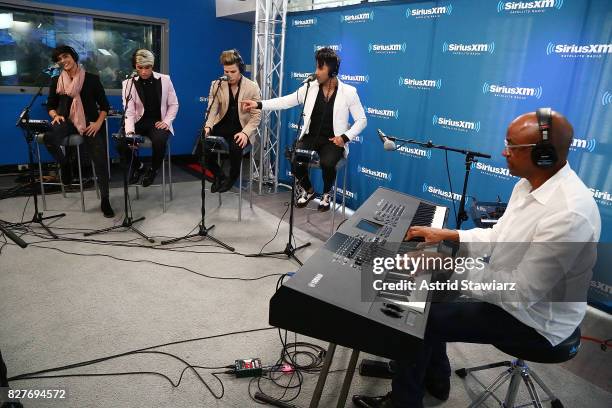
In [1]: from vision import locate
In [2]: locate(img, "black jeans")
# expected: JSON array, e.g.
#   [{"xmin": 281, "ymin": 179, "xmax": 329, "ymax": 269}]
[
  {"xmin": 293, "ymin": 136, "xmax": 344, "ymax": 193},
  {"xmin": 43, "ymin": 120, "xmax": 110, "ymax": 198},
  {"xmin": 116, "ymin": 119, "xmax": 170, "ymax": 172},
  {"xmin": 391, "ymin": 300, "xmax": 552, "ymax": 408},
  {"xmin": 204, "ymin": 133, "xmax": 247, "ymax": 182}
]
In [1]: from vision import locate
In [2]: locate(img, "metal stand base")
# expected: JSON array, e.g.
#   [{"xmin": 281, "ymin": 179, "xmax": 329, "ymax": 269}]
[
  {"xmin": 161, "ymin": 224, "xmax": 234, "ymax": 251},
  {"xmin": 245, "ymin": 241, "xmax": 311, "ymax": 266},
  {"xmin": 84, "ymin": 215, "xmax": 154, "ymax": 243}
]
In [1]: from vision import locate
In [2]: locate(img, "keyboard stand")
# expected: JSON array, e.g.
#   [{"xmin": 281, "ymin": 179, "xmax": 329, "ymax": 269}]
[{"xmin": 309, "ymin": 343, "xmax": 361, "ymax": 408}]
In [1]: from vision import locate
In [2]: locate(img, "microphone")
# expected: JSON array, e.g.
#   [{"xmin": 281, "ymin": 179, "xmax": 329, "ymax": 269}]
[
  {"xmin": 218, "ymin": 75, "xmax": 229, "ymax": 81},
  {"xmin": 301, "ymin": 73, "xmax": 316, "ymax": 84},
  {"xmin": 126, "ymin": 71, "xmax": 138, "ymax": 79},
  {"xmin": 377, "ymin": 129, "xmax": 397, "ymax": 151}
]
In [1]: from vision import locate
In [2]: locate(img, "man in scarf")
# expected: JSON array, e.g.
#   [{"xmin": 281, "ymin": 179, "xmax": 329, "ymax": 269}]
[{"xmin": 44, "ymin": 45, "xmax": 114, "ymax": 218}]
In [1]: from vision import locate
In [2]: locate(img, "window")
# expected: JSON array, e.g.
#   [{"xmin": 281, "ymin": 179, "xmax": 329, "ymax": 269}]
[{"xmin": 0, "ymin": 1, "xmax": 167, "ymax": 92}]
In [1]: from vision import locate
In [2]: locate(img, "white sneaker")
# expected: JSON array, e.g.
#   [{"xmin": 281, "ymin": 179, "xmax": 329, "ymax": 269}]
[
  {"xmin": 318, "ymin": 193, "xmax": 331, "ymax": 212},
  {"xmin": 296, "ymin": 189, "xmax": 315, "ymax": 208}
]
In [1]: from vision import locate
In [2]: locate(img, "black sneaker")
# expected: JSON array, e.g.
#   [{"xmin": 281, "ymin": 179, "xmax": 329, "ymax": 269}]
[
  {"xmin": 129, "ymin": 163, "xmax": 145, "ymax": 185},
  {"xmin": 424, "ymin": 376, "xmax": 450, "ymax": 401},
  {"xmin": 141, "ymin": 167, "xmax": 157, "ymax": 187},
  {"xmin": 101, "ymin": 197, "xmax": 115, "ymax": 218},
  {"xmin": 217, "ymin": 177, "xmax": 237, "ymax": 193},
  {"xmin": 295, "ymin": 188, "xmax": 315, "ymax": 208},
  {"xmin": 211, "ymin": 174, "xmax": 226, "ymax": 193},
  {"xmin": 318, "ymin": 193, "xmax": 331, "ymax": 212},
  {"xmin": 352, "ymin": 393, "xmax": 396, "ymax": 408}
]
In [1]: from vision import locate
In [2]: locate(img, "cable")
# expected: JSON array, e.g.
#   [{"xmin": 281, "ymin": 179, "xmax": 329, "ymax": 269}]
[{"xmin": 257, "ymin": 201, "xmax": 290, "ymax": 254}]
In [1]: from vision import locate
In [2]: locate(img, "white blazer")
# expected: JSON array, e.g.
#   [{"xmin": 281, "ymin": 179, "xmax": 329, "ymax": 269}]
[
  {"xmin": 260, "ymin": 79, "xmax": 367, "ymax": 155},
  {"xmin": 122, "ymin": 72, "xmax": 179, "ymax": 135}
]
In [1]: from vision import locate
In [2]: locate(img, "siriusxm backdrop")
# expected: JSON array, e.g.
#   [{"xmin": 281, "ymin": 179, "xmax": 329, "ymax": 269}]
[{"xmin": 279, "ymin": 0, "xmax": 611, "ymax": 312}]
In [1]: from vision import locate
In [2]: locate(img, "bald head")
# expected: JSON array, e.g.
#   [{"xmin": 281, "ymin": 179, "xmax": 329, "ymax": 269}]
[{"xmin": 508, "ymin": 110, "xmax": 574, "ymax": 161}]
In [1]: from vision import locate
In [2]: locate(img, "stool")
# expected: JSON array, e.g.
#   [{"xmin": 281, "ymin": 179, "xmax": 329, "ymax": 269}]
[
  {"xmin": 455, "ymin": 328, "xmax": 581, "ymax": 408},
  {"xmin": 132, "ymin": 135, "xmax": 173, "ymax": 213},
  {"xmin": 300, "ymin": 150, "xmax": 348, "ymax": 237},
  {"xmin": 204, "ymin": 136, "xmax": 253, "ymax": 221},
  {"xmin": 35, "ymin": 133, "xmax": 100, "ymax": 212}
]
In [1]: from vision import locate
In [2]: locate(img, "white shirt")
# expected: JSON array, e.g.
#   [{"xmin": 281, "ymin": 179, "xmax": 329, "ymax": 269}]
[
  {"xmin": 260, "ymin": 79, "xmax": 367, "ymax": 156},
  {"xmin": 457, "ymin": 163, "xmax": 601, "ymax": 345}
]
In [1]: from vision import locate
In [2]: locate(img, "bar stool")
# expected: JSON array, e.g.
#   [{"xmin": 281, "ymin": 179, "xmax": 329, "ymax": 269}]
[
  {"xmin": 299, "ymin": 150, "xmax": 348, "ymax": 237},
  {"xmin": 132, "ymin": 135, "xmax": 173, "ymax": 213},
  {"xmin": 204, "ymin": 136, "xmax": 253, "ymax": 221},
  {"xmin": 455, "ymin": 328, "xmax": 581, "ymax": 408},
  {"xmin": 35, "ymin": 133, "xmax": 99, "ymax": 212}
]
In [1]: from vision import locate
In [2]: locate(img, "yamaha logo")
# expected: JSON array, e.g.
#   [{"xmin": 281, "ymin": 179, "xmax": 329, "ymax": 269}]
[
  {"xmin": 482, "ymin": 82, "xmax": 543, "ymax": 99},
  {"xmin": 308, "ymin": 273, "xmax": 324, "ymax": 288},
  {"xmin": 365, "ymin": 106, "xmax": 399, "ymax": 120},
  {"xmin": 433, "ymin": 115, "xmax": 481, "ymax": 132},
  {"xmin": 497, "ymin": 0, "xmax": 563, "ymax": 14},
  {"xmin": 341, "ymin": 11, "xmax": 374, "ymax": 23},
  {"xmin": 406, "ymin": 4, "xmax": 453, "ymax": 19},
  {"xmin": 368, "ymin": 43, "xmax": 407, "ymax": 54},
  {"xmin": 422, "ymin": 183, "xmax": 462, "ymax": 202},
  {"xmin": 546, "ymin": 43, "xmax": 612, "ymax": 58},
  {"xmin": 443, "ymin": 42, "xmax": 495, "ymax": 55},
  {"xmin": 399, "ymin": 77, "xmax": 442, "ymax": 90}
]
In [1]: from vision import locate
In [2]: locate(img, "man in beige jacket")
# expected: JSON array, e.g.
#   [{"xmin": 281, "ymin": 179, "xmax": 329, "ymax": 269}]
[{"xmin": 203, "ymin": 49, "xmax": 261, "ymax": 193}]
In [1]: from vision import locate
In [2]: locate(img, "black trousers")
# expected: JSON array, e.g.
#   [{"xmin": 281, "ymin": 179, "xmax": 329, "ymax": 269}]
[
  {"xmin": 116, "ymin": 119, "xmax": 170, "ymax": 171},
  {"xmin": 390, "ymin": 300, "xmax": 553, "ymax": 408},
  {"xmin": 293, "ymin": 136, "xmax": 344, "ymax": 193},
  {"xmin": 43, "ymin": 120, "xmax": 110, "ymax": 198},
  {"xmin": 204, "ymin": 133, "xmax": 247, "ymax": 182}
]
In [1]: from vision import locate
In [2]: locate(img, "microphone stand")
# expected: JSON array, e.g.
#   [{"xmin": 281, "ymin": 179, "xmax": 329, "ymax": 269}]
[
  {"xmin": 384, "ymin": 134, "xmax": 491, "ymax": 230},
  {"xmin": 14, "ymin": 74, "xmax": 65, "ymax": 239},
  {"xmin": 245, "ymin": 79, "xmax": 314, "ymax": 265},
  {"xmin": 84, "ymin": 75, "xmax": 154, "ymax": 242},
  {"xmin": 161, "ymin": 78, "xmax": 234, "ymax": 251}
]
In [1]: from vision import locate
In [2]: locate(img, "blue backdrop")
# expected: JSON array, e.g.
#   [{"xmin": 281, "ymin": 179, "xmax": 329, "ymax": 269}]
[{"xmin": 280, "ymin": 0, "xmax": 611, "ymax": 312}]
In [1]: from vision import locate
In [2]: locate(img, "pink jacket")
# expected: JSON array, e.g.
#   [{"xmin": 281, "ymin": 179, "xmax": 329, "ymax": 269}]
[{"xmin": 122, "ymin": 72, "xmax": 179, "ymax": 135}]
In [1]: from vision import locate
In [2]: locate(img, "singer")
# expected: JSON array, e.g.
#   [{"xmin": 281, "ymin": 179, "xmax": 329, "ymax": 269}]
[
  {"xmin": 242, "ymin": 47, "xmax": 366, "ymax": 211},
  {"xmin": 44, "ymin": 45, "xmax": 114, "ymax": 217},
  {"xmin": 117, "ymin": 49, "xmax": 179, "ymax": 187},
  {"xmin": 203, "ymin": 49, "xmax": 261, "ymax": 193}
]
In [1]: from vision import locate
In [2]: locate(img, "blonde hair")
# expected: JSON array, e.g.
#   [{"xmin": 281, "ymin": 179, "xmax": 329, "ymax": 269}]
[
  {"xmin": 134, "ymin": 49, "xmax": 155, "ymax": 67},
  {"xmin": 220, "ymin": 50, "xmax": 242, "ymax": 68}
]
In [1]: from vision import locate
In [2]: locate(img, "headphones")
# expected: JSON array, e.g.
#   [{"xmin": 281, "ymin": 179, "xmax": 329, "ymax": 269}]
[
  {"xmin": 53, "ymin": 45, "xmax": 79, "ymax": 63},
  {"xmin": 532, "ymin": 107, "xmax": 558, "ymax": 168},
  {"xmin": 232, "ymin": 49, "xmax": 246, "ymax": 74},
  {"xmin": 328, "ymin": 55, "xmax": 340, "ymax": 77}
]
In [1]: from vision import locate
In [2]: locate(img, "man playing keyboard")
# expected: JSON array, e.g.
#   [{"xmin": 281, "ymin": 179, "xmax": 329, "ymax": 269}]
[{"xmin": 353, "ymin": 109, "xmax": 601, "ymax": 408}]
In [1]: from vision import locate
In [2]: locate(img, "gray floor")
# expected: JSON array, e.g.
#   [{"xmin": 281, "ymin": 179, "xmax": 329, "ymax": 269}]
[{"xmin": 0, "ymin": 181, "xmax": 610, "ymax": 408}]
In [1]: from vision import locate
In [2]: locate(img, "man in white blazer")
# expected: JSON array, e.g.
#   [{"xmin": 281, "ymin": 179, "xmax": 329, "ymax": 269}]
[
  {"xmin": 242, "ymin": 47, "xmax": 366, "ymax": 211},
  {"xmin": 119, "ymin": 49, "xmax": 179, "ymax": 187}
]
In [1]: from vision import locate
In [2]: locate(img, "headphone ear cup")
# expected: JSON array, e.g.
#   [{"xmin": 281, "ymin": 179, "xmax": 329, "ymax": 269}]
[{"xmin": 531, "ymin": 142, "xmax": 558, "ymax": 168}]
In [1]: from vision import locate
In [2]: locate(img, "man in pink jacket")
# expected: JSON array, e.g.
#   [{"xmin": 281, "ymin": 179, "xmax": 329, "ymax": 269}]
[{"xmin": 119, "ymin": 49, "xmax": 179, "ymax": 187}]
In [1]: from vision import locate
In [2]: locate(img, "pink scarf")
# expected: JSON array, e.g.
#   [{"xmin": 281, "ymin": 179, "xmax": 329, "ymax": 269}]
[{"xmin": 56, "ymin": 66, "xmax": 87, "ymax": 135}]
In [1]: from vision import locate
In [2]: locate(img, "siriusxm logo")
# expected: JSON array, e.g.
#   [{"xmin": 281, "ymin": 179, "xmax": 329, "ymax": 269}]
[
  {"xmin": 341, "ymin": 11, "xmax": 374, "ymax": 23},
  {"xmin": 590, "ymin": 280, "xmax": 612, "ymax": 296},
  {"xmin": 399, "ymin": 77, "xmax": 442, "ymax": 90},
  {"xmin": 571, "ymin": 138, "xmax": 597, "ymax": 152},
  {"xmin": 406, "ymin": 4, "xmax": 453, "ymax": 18},
  {"xmin": 357, "ymin": 164, "xmax": 392, "ymax": 181},
  {"xmin": 339, "ymin": 74, "xmax": 369, "ymax": 84},
  {"xmin": 365, "ymin": 106, "xmax": 399, "ymax": 119},
  {"xmin": 291, "ymin": 72, "xmax": 311, "ymax": 81},
  {"xmin": 482, "ymin": 82, "xmax": 542, "ymax": 99},
  {"xmin": 590, "ymin": 187, "xmax": 612, "ymax": 206},
  {"xmin": 471, "ymin": 162, "xmax": 516, "ymax": 180},
  {"xmin": 397, "ymin": 145, "xmax": 432, "ymax": 160},
  {"xmin": 292, "ymin": 17, "xmax": 317, "ymax": 27},
  {"xmin": 335, "ymin": 187, "xmax": 356, "ymax": 200},
  {"xmin": 422, "ymin": 183, "xmax": 462, "ymax": 202},
  {"xmin": 602, "ymin": 91, "xmax": 612, "ymax": 106},
  {"xmin": 314, "ymin": 44, "xmax": 342, "ymax": 52},
  {"xmin": 497, "ymin": 0, "xmax": 563, "ymax": 13},
  {"xmin": 368, "ymin": 43, "xmax": 406, "ymax": 54},
  {"xmin": 443, "ymin": 42, "xmax": 495, "ymax": 55},
  {"xmin": 433, "ymin": 115, "xmax": 481, "ymax": 132},
  {"xmin": 289, "ymin": 122, "xmax": 303, "ymax": 132},
  {"xmin": 546, "ymin": 43, "xmax": 612, "ymax": 58}
]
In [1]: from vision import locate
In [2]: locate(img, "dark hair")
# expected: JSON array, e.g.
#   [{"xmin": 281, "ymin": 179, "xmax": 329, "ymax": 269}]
[
  {"xmin": 220, "ymin": 49, "xmax": 246, "ymax": 73},
  {"xmin": 315, "ymin": 47, "xmax": 340, "ymax": 77},
  {"xmin": 51, "ymin": 45, "xmax": 79, "ymax": 63}
]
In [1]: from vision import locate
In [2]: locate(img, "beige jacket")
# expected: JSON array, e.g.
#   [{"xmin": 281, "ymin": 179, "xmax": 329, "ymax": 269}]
[{"xmin": 204, "ymin": 76, "xmax": 261, "ymax": 143}]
